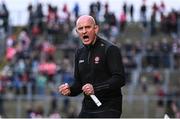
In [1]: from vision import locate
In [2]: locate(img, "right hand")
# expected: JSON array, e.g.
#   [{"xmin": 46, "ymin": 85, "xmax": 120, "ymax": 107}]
[{"xmin": 58, "ymin": 83, "xmax": 71, "ymax": 96}]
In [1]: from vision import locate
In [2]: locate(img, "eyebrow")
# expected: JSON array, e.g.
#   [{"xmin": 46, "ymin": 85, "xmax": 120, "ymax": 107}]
[{"xmin": 77, "ymin": 25, "xmax": 92, "ymax": 30}]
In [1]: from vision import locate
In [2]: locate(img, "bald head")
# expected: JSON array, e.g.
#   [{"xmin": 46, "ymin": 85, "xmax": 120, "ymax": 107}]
[
  {"xmin": 75, "ymin": 15, "xmax": 99, "ymax": 45},
  {"xmin": 76, "ymin": 15, "xmax": 96, "ymax": 27}
]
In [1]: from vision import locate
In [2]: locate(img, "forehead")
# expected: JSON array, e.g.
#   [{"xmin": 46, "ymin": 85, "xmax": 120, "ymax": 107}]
[{"xmin": 76, "ymin": 17, "xmax": 95, "ymax": 27}]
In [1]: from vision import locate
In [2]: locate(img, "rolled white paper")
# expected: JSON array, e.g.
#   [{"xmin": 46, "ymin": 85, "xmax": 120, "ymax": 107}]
[{"xmin": 90, "ymin": 95, "xmax": 102, "ymax": 107}]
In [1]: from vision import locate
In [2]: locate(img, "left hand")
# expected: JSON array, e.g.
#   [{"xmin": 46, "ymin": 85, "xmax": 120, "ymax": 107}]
[{"xmin": 82, "ymin": 83, "xmax": 94, "ymax": 95}]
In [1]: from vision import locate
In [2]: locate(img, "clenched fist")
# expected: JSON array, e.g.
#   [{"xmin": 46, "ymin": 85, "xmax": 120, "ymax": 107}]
[
  {"xmin": 58, "ymin": 83, "xmax": 71, "ymax": 96},
  {"xmin": 82, "ymin": 83, "xmax": 94, "ymax": 95}
]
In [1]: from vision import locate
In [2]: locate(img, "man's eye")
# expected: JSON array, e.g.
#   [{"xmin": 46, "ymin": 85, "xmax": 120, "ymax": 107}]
[{"xmin": 78, "ymin": 28, "xmax": 83, "ymax": 30}]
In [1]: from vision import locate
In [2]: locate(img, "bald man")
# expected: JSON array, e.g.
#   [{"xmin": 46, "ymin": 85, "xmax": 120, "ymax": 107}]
[{"xmin": 59, "ymin": 15, "xmax": 126, "ymax": 118}]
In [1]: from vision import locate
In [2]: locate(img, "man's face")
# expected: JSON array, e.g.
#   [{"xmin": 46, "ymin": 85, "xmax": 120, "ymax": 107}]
[{"xmin": 76, "ymin": 17, "xmax": 99, "ymax": 45}]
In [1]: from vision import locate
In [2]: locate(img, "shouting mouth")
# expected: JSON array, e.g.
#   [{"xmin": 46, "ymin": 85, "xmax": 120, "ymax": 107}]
[{"xmin": 83, "ymin": 35, "xmax": 89, "ymax": 42}]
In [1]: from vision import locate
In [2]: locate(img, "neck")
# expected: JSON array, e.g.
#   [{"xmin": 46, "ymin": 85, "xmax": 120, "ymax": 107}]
[
  {"xmin": 91, "ymin": 37, "xmax": 97, "ymax": 45},
  {"xmin": 84, "ymin": 37, "xmax": 98, "ymax": 50}
]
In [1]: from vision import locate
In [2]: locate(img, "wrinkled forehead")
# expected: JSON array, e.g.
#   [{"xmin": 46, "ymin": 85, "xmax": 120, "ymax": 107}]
[{"xmin": 76, "ymin": 16, "xmax": 96, "ymax": 27}]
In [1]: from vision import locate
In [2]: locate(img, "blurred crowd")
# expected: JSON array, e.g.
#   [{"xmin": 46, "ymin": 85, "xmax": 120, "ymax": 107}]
[{"xmin": 0, "ymin": 0, "xmax": 180, "ymax": 118}]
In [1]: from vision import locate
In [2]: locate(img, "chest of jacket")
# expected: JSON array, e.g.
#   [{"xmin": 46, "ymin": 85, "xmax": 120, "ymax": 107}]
[{"xmin": 77, "ymin": 43, "xmax": 110, "ymax": 85}]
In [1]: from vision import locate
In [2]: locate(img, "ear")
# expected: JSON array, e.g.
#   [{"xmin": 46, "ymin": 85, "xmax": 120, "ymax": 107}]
[
  {"xmin": 95, "ymin": 25, "xmax": 99, "ymax": 34},
  {"xmin": 75, "ymin": 28, "xmax": 78, "ymax": 34}
]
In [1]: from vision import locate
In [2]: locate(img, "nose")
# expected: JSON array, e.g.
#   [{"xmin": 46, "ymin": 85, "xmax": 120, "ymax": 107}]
[{"xmin": 82, "ymin": 28, "xmax": 87, "ymax": 34}]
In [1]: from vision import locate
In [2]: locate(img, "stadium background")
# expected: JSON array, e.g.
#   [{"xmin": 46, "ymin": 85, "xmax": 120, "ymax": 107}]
[{"xmin": 0, "ymin": 0, "xmax": 180, "ymax": 118}]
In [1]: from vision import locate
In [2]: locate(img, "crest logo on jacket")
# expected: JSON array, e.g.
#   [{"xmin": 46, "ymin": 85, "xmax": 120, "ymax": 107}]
[{"xmin": 94, "ymin": 56, "xmax": 100, "ymax": 64}]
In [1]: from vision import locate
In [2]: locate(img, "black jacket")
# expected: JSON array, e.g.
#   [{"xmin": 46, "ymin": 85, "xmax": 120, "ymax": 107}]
[{"xmin": 70, "ymin": 36, "xmax": 126, "ymax": 111}]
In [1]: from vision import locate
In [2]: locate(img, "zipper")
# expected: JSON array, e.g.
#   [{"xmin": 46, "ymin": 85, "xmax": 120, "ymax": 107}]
[{"xmin": 88, "ymin": 50, "xmax": 91, "ymax": 64}]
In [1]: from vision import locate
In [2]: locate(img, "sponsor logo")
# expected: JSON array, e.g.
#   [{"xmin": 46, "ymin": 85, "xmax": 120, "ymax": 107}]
[{"xmin": 79, "ymin": 60, "xmax": 84, "ymax": 63}]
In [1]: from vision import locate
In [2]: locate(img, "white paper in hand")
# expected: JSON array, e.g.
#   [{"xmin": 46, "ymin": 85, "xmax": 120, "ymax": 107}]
[{"xmin": 90, "ymin": 95, "xmax": 102, "ymax": 107}]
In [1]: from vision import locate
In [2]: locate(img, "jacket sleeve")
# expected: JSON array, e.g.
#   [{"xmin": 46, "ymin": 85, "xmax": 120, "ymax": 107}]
[
  {"xmin": 69, "ymin": 49, "xmax": 83, "ymax": 96},
  {"xmin": 94, "ymin": 45, "xmax": 126, "ymax": 92}
]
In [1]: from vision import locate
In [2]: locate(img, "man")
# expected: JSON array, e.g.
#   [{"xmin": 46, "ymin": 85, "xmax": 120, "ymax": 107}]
[{"xmin": 58, "ymin": 15, "xmax": 126, "ymax": 118}]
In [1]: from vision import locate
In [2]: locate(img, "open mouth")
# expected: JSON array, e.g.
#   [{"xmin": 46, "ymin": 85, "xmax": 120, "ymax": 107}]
[
  {"xmin": 83, "ymin": 35, "xmax": 89, "ymax": 39},
  {"xmin": 83, "ymin": 35, "xmax": 89, "ymax": 42}
]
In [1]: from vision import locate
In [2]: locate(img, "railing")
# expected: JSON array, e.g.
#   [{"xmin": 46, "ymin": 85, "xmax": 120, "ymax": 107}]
[{"xmin": 1, "ymin": 94, "xmax": 178, "ymax": 118}]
